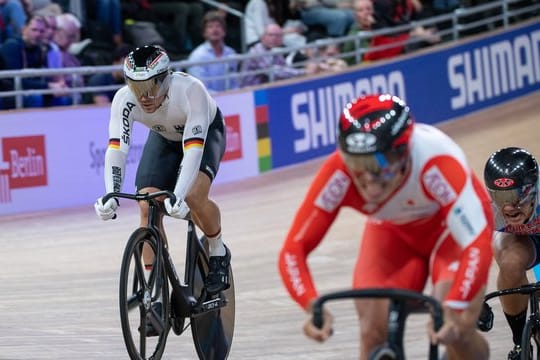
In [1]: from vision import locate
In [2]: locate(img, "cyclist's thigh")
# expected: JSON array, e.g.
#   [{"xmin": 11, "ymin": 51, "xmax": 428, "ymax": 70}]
[
  {"xmin": 185, "ymin": 173, "xmax": 213, "ymax": 210},
  {"xmin": 493, "ymin": 231, "xmax": 535, "ymax": 269},
  {"xmin": 199, "ymin": 108, "xmax": 226, "ymax": 182},
  {"xmin": 136, "ymin": 131, "xmax": 182, "ymax": 191},
  {"xmin": 353, "ymin": 219, "xmax": 428, "ymax": 291},
  {"xmin": 528, "ymin": 234, "xmax": 540, "ymax": 269}
]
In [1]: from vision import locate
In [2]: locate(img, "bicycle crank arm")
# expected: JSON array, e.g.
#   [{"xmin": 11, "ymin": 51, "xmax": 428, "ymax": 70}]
[{"xmin": 193, "ymin": 297, "xmax": 228, "ymax": 314}]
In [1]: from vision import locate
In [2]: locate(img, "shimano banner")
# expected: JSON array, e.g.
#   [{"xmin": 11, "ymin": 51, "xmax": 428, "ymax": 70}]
[{"xmin": 260, "ymin": 21, "xmax": 540, "ymax": 169}]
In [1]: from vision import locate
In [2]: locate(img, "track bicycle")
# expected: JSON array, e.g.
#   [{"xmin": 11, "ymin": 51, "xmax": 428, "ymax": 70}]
[
  {"xmin": 102, "ymin": 190, "xmax": 235, "ymax": 360},
  {"xmin": 312, "ymin": 288, "xmax": 444, "ymax": 360},
  {"xmin": 479, "ymin": 281, "xmax": 540, "ymax": 359}
]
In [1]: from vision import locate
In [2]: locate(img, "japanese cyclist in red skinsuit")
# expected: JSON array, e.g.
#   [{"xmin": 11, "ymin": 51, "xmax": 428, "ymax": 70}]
[
  {"xmin": 482, "ymin": 147, "xmax": 540, "ymax": 360},
  {"xmin": 278, "ymin": 94, "xmax": 494, "ymax": 360}
]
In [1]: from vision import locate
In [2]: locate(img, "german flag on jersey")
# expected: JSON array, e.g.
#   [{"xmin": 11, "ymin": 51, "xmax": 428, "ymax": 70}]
[
  {"xmin": 184, "ymin": 137, "xmax": 204, "ymax": 150},
  {"xmin": 108, "ymin": 138, "xmax": 120, "ymax": 150}
]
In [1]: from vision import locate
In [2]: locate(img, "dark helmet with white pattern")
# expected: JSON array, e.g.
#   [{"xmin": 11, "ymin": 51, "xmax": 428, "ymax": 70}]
[{"xmin": 484, "ymin": 147, "xmax": 538, "ymax": 209}]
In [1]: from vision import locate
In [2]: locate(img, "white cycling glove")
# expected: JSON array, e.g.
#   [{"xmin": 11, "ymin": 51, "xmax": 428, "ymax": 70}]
[
  {"xmin": 164, "ymin": 197, "xmax": 190, "ymax": 219},
  {"xmin": 94, "ymin": 197, "xmax": 119, "ymax": 221}
]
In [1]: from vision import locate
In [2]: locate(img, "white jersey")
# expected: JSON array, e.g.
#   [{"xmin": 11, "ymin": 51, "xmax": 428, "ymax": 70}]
[{"xmin": 104, "ymin": 72, "xmax": 218, "ymax": 200}]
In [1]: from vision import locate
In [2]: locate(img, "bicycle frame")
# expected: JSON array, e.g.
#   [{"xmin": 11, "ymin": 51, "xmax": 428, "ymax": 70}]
[
  {"xmin": 483, "ymin": 282, "xmax": 540, "ymax": 359},
  {"xmin": 105, "ymin": 190, "xmax": 235, "ymax": 360},
  {"xmin": 312, "ymin": 288, "xmax": 443, "ymax": 360},
  {"xmin": 104, "ymin": 191, "xmax": 227, "ymax": 320},
  {"xmin": 166, "ymin": 217, "xmax": 228, "ymax": 318}
]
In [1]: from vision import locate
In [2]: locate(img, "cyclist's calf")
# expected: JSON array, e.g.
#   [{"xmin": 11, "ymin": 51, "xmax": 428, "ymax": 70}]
[{"xmin": 355, "ymin": 299, "xmax": 391, "ymax": 357}]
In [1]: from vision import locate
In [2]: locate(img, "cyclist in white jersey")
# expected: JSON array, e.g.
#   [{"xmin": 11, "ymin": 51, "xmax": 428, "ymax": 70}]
[
  {"xmin": 483, "ymin": 147, "xmax": 540, "ymax": 360},
  {"xmin": 94, "ymin": 45, "xmax": 231, "ymax": 296}
]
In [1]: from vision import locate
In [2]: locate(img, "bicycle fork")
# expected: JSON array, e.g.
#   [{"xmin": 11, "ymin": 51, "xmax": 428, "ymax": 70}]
[
  {"xmin": 386, "ymin": 300, "xmax": 407, "ymax": 359},
  {"xmin": 384, "ymin": 300, "xmax": 439, "ymax": 360}
]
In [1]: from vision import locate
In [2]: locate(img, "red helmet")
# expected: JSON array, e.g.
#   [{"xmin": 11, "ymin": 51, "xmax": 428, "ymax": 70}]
[
  {"xmin": 337, "ymin": 94, "xmax": 414, "ymax": 180},
  {"xmin": 337, "ymin": 94, "xmax": 413, "ymax": 155}
]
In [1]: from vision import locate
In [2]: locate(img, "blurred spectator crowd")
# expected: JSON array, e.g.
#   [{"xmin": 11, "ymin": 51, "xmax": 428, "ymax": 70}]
[{"xmin": 0, "ymin": 0, "xmax": 535, "ymax": 109}]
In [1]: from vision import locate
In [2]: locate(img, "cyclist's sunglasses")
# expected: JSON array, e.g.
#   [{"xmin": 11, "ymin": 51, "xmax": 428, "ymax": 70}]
[
  {"xmin": 342, "ymin": 149, "xmax": 408, "ymax": 182},
  {"xmin": 126, "ymin": 72, "xmax": 170, "ymax": 99},
  {"xmin": 488, "ymin": 183, "xmax": 536, "ymax": 209}
]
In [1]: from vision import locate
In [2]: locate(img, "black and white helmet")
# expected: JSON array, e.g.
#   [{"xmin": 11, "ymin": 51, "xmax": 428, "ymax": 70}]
[{"xmin": 123, "ymin": 45, "xmax": 171, "ymax": 99}]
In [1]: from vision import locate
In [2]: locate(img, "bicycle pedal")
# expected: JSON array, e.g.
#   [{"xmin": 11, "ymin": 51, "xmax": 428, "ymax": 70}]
[{"xmin": 477, "ymin": 302, "xmax": 494, "ymax": 332}]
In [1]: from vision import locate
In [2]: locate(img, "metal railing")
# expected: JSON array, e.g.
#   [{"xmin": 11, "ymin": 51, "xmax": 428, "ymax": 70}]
[{"xmin": 0, "ymin": 0, "xmax": 537, "ymax": 110}]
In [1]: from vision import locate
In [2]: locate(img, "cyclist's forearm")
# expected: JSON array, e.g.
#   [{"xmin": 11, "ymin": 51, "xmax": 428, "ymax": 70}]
[{"xmin": 104, "ymin": 148, "xmax": 127, "ymax": 193}]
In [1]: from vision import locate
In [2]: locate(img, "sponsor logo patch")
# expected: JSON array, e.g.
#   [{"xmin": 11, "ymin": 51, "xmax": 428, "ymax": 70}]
[
  {"xmin": 493, "ymin": 178, "xmax": 514, "ymax": 188},
  {"xmin": 345, "ymin": 133, "xmax": 377, "ymax": 154},
  {"xmin": 459, "ymin": 247, "xmax": 480, "ymax": 299},
  {"xmin": 423, "ymin": 166, "xmax": 457, "ymax": 206},
  {"xmin": 284, "ymin": 252, "xmax": 306, "ymax": 297},
  {"xmin": 315, "ymin": 170, "xmax": 350, "ymax": 212}
]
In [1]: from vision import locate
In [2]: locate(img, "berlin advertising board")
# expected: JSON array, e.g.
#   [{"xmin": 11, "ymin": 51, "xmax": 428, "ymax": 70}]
[{"xmin": 258, "ymin": 20, "xmax": 540, "ymax": 170}]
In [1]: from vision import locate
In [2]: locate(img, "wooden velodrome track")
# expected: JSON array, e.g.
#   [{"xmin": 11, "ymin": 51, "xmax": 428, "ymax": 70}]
[{"xmin": 1, "ymin": 91, "xmax": 539, "ymax": 359}]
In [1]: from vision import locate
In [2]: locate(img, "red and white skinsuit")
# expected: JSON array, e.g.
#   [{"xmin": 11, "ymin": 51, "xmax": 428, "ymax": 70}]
[{"xmin": 278, "ymin": 123, "xmax": 494, "ymax": 311}]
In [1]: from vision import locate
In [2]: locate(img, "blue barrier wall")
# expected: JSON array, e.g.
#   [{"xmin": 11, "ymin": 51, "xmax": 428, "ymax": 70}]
[{"xmin": 256, "ymin": 20, "xmax": 540, "ymax": 170}]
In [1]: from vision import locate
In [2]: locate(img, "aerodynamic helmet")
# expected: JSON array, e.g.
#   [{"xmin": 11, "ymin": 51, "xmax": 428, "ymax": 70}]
[
  {"xmin": 337, "ymin": 94, "xmax": 414, "ymax": 180},
  {"xmin": 484, "ymin": 147, "xmax": 538, "ymax": 209},
  {"xmin": 123, "ymin": 45, "xmax": 171, "ymax": 99}
]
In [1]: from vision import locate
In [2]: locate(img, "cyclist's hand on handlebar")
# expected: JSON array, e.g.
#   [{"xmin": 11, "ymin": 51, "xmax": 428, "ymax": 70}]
[
  {"xmin": 164, "ymin": 197, "xmax": 190, "ymax": 219},
  {"xmin": 94, "ymin": 196, "xmax": 119, "ymax": 221},
  {"xmin": 304, "ymin": 306, "xmax": 334, "ymax": 342},
  {"xmin": 429, "ymin": 305, "xmax": 476, "ymax": 346}
]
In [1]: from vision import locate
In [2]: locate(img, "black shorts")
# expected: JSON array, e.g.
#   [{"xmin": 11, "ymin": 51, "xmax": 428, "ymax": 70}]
[{"xmin": 135, "ymin": 108, "xmax": 225, "ymax": 191}]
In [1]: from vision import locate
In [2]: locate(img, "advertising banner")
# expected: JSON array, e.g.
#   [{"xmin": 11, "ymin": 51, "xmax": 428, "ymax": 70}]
[
  {"xmin": 0, "ymin": 92, "xmax": 258, "ymax": 215},
  {"xmin": 2, "ymin": 20, "xmax": 539, "ymax": 215},
  {"xmin": 259, "ymin": 21, "xmax": 540, "ymax": 170}
]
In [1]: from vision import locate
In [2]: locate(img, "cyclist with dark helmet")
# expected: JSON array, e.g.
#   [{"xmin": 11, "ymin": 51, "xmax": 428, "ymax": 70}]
[
  {"xmin": 278, "ymin": 94, "xmax": 494, "ymax": 360},
  {"xmin": 483, "ymin": 147, "xmax": 539, "ymax": 360},
  {"xmin": 94, "ymin": 45, "xmax": 231, "ymax": 299}
]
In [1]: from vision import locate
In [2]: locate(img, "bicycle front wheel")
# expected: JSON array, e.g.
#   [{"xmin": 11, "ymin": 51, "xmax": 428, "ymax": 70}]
[
  {"xmin": 119, "ymin": 228, "xmax": 170, "ymax": 360},
  {"xmin": 521, "ymin": 317, "xmax": 540, "ymax": 359},
  {"xmin": 190, "ymin": 238, "xmax": 235, "ymax": 360},
  {"xmin": 369, "ymin": 345, "xmax": 399, "ymax": 360}
]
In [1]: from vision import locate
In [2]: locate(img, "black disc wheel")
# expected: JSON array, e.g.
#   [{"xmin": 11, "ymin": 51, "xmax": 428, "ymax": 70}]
[
  {"xmin": 119, "ymin": 228, "xmax": 170, "ymax": 360},
  {"xmin": 190, "ymin": 238, "xmax": 235, "ymax": 360}
]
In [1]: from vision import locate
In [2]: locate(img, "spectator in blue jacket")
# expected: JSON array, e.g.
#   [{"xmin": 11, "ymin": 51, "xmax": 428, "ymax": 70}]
[
  {"xmin": 0, "ymin": 0, "xmax": 28, "ymax": 42},
  {"xmin": 187, "ymin": 11, "xmax": 239, "ymax": 93},
  {"xmin": 0, "ymin": 15, "xmax": 67, "ymax": 108}
]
